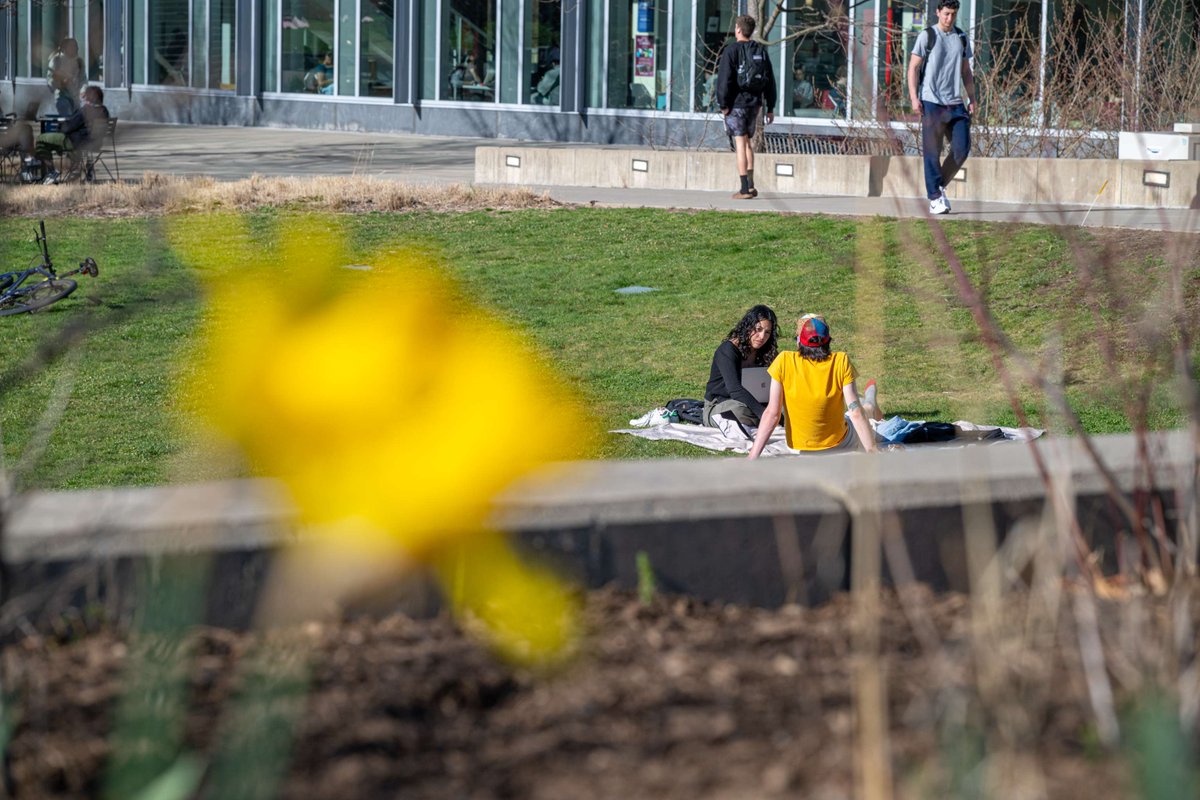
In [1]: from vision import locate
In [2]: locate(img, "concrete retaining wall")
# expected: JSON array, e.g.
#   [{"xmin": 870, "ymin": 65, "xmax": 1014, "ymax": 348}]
[
  {"xmin": 477, "ymin": 146, "xmax": 1200, "ymax": 209},
  {"xmin": 3, "ymin": 430, "xmax": 1195, "ymax": 633}
]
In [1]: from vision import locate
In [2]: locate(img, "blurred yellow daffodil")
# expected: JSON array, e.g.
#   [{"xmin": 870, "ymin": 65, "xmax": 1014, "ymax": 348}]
[{"xmin": 171, "ymin": 214, "xmax": 588, "ymax": 664}]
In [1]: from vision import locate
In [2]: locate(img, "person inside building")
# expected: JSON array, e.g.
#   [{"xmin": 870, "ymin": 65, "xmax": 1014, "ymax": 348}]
[
  {"xmin": 746, "ymin": 314, "xmax": 881, "ymax": 457},
  {"xmin": 792, "ymin": 63, "xmax": 814, "ymax": 109},
  {"xmin": 305, "ymin": 52, "xmax": 335, "ymax": 94},
  {"xmin": 704, "ymin": 304, "xmax": 780, "ymax": 433},
  {"xmin": 35, "ymin": 85, "xmax": 110, "ymax": 183},
  {"xmin": 532, "ymin": 48, "xmax": 561, "ymax": 105},
  {"xmin": 47, "ymin": 37, "xmax": 86, "ymax": 117}
]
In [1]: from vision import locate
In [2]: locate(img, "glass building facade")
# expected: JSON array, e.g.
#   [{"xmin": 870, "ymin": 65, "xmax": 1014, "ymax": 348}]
[{"xmin": 0, "ymin": 0, "xmax": 1187, "ymax": 141}]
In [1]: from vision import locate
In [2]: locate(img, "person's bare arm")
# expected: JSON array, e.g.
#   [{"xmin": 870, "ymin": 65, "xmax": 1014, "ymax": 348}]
[
  {"xmin": 961, "ymin": 57, "xmax": 976, "ymax": 114},
  {"xmin": 747, "ymin": 380, "xmax": 783, "ymax": 460},
  {"xmin": 907, "ymin": 53, "xmax": 923, "ymax": 113},
  {"xmin": 843, "ymin": 383, "xmax": 877, "ymax": 453}
]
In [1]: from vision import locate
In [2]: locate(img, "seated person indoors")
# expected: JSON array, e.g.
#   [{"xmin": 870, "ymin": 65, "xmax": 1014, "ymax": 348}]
[
  {"xmin": 704, "ymin": 304, "xmax": 780, "ymax": 430},
  {"xmin": 35, "ymin": 85, "xmax": 110, "ymax": 183},
  {"xmin": 314, "ymin": 53, "xmax": 335, "ymax": 94},
  {"xmin": 747, "ymin": 314, "xmax": 882, "ymax": 458}
]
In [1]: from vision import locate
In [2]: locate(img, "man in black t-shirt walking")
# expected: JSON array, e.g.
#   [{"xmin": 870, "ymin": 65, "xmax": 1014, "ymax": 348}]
[{"xmin": 716, "ymin": 15, "xmax": 776, "ymax": 200}]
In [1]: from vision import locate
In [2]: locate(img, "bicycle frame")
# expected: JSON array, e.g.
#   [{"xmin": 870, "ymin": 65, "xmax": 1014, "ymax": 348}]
[{"xmin": 0, "ymin": 220, "xmax": 97, "ymax": 304}]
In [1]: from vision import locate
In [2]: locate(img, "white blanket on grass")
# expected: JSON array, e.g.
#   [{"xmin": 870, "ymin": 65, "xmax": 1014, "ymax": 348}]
[{"xmin": 612, "ymin": 416, "xmax": 1043, "ymax": 456}]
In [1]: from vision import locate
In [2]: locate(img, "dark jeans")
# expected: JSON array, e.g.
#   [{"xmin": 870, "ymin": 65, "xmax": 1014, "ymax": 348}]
[{"xmin": 921, "ymin": 100, "xmax": 970, "ymax": 200}]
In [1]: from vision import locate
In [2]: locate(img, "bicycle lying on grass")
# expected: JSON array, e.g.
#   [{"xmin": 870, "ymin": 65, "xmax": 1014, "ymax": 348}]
[{"xmin": 0, "ymin": 220, "xmax": 99, "ymax": 316}]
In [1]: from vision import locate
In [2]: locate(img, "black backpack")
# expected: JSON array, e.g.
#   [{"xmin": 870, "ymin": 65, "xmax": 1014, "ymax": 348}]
[
  {"xmin": 916, "ymin": 25, "xmax": 968, "ymax": 91},
  {"xmin": 666, "ymin": 398, "xmax": 705, "ymax": 425},
  {"xmin": 736, "ymin": 41, "xmax": 769, "ymax": 94}
]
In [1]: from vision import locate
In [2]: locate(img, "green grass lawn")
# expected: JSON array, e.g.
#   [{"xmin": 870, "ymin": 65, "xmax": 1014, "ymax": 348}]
[{"xmin": 0, "ymin": 210, "xmax": 1193, "ymax": 489}]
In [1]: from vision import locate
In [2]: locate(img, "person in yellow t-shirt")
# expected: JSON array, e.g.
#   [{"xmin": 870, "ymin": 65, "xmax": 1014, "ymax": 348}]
[{"xmin": 747, "ymin": 314, "xmax": 881, "ymax": 458}]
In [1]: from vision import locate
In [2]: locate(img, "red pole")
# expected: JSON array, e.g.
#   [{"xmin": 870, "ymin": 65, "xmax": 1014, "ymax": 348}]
[{"xmin": 885, "ymin": 4, "xmax": 894, "ymax": 92}]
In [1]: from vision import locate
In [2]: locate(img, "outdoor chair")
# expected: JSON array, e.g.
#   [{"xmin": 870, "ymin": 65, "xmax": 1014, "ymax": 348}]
[
  {"xmin": 80, "ymin": 117, "xmax": 119, "ymax": 182},
  {"xmin": 0, "ymin": 114, "xmax": 21, "ymax": 181}
]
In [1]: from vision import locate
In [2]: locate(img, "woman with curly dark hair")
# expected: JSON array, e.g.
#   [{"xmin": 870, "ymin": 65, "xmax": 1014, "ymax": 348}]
[{"xmin": 703, "ymin": 304, "xmax": 780, "ymax": 431}]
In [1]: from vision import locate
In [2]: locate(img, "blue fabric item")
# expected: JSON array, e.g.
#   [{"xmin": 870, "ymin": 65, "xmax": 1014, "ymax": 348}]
[{"xmin": 875, "ymin": 415, "xmax": 924, "ymax": 444}]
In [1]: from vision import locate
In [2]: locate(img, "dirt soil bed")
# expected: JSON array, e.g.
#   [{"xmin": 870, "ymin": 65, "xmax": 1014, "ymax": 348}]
[{"xmin": 6, "ymin": 585, "xmax": 1176, "ymax": 799}]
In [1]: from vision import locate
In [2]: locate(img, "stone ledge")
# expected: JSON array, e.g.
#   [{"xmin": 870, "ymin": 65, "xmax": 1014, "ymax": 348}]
[
  {"xmin": 3, "ymin": 430, "xmax": 1193, "ymax": 626},
  {"xmin": 476, "ymin": 146, "xmax": 1200, "ymax": 209}
]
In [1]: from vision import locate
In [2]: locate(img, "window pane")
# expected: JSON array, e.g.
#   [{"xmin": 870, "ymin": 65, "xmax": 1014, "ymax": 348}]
[
  {"xmin": 133, "ymin": 0, "xmax": 146, "ymax": 83},
  {"xmin": 694, "ymin": 0, "xmax": 727, "ymax": 111},
  {"xmin": 787, "ymin": 0, "xmax": 849, "ymax": 119},
  {"xmin": 421, "ymin": 0, "xmax": 438, "ymax": 99},
  {"xmin": 210, "ymin": 0, "xmax": 236, "ymax": 89},
  {"xmin": 192, "ymin": 0, "xmax": 206, "ymax": 88},
  {"xmin": 498, "ymin": 0, "xmax": 518, "ymax": 102},
  {"xmin": 586, "ymin": 0, "xmax": 604, "ymax": 106},
  {"xmin": 446, "ymin": 0, "xmax": 496, "ymax": 102},
  {"xmin": 361, "ymin": 0, "xmax": 393, "ymax": 96},
  {"xmin": 72, "ymin": 4, "xmax": 86, "ymax": 62},
  {"xmin": 32, "ymin": 2, "xmax": 71, "ymax": 81},
  {"xmin": 974, "ymin": 0, "xmax": 1040, "ymax": 128},
  {"xmin": 668, "ymin": 0, "xmax": 688, "ymax": 110},
  {"xmin": 16, "ymin": 0, "xmax": 29, "ymax": 78},
  {"xmin": 524, "ymin": 0, "xmax": 560, "ymax": 105},
  {"xmin": 608, "ymin": 0, "xmax": 668, "ymax": 109},
  {"xmin": 263, "ymin": 0, "xmax": 278, "ymax": 91},
  {"xmin": 88, "ymin": 0, "xmax": 104, "ymax": 83},
  {"xmin": 149, "ymin": 0, "xmax": 188, "ymax": 86},
  {"xmin": 338, "ymin": 0, "xmax": 355, "ymax": 94},
  {"xmin": 282, "ymin": 0, "xmax": 334, "ymax": 93}
]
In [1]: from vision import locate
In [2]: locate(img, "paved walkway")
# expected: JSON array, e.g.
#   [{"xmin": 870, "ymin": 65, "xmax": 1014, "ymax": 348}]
[{"xmin": 111, "ymin": 122, "xmax": 1200, "ymax": 232}]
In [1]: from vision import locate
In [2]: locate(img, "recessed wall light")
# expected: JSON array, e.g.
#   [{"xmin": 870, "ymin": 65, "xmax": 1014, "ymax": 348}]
[{"xmin": 1143, "ymin": 170, "xmax": 1170, "ymax": 188}]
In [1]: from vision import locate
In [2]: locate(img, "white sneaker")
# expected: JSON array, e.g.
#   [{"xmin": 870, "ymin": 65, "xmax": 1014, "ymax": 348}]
[
  {"xmin": 939, "ymin": 186, "xmax": 952, "ymax": 211},
  {"xmin": 929, "ymin": 194, "xmax": 949, "ymax": 215},
  {"xmin": 629, "ymin": 408, "xmax": 672, "ymax": 427}
]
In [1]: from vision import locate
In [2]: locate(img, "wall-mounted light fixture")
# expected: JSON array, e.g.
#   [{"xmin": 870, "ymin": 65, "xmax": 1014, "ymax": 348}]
[{"xmin": 1143, "ymin": 170, "xmax": 1170, "ymax": 188}]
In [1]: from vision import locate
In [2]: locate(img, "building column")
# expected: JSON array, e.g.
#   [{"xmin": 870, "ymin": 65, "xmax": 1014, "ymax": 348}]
[
  {"xmin": 237, "ymin": 0, "xmax": 260, "ymax": 97},
  {"xmin": 560, "ymin": 0, "xmax": 586, "ymax": 113},
  {"xmin": 105, "ymin": 0, "xmax": 124, "ymax": 88},
  {"xmin": 394, "ymin": 0, "xmax": 415, "ymax": 104}
]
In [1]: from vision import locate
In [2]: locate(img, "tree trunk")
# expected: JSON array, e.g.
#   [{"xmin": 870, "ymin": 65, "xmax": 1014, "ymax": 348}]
[{"xmin": 748, "ymin": 1, "xmax": 766, "ymax": 155}]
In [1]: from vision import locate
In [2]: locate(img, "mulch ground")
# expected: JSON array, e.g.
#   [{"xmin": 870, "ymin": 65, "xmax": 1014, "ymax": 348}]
[{"xmin": 6, "ymin": 584, "xmax": 1180, "ymax": 799}]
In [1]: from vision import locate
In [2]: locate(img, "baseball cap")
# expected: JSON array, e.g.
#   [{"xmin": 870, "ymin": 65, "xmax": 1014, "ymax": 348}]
[{"xmin": 797, "ymin": 314, "xmax": 831, "ymax": 346}]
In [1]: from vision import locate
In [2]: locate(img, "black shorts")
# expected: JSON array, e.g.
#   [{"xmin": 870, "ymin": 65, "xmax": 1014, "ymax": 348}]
[{"xmin": 724, "ymin": 106, "xmax": 760, "ymax": 138}]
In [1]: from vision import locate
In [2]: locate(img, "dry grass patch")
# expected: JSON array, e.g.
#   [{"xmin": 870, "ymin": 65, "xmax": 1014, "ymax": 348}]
[{"xmin": 0, "ymin": 173, "xmax": 560, "ymax": 217}]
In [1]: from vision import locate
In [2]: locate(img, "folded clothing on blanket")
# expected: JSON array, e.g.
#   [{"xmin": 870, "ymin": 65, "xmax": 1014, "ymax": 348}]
[{"xmin": 875, "ymin": 416, "xmax": 957, "ymax": 444}]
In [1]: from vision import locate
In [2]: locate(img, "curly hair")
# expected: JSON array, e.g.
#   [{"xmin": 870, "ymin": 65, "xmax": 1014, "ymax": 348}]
[{"xmin": 726, "ymin": 304, "xmax": 779, "ymax": 367}]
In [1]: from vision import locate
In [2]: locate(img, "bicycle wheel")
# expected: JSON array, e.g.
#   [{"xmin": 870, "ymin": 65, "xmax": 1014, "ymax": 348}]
[{"xmin": 0, "ymin": 278, "xmax": 77, "ymax": 316}]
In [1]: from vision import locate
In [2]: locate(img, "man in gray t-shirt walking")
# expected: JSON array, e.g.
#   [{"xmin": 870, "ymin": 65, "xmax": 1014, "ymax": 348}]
[{"xmin": 907, "ymin": 0, "xmax": 976, "ymax": 215}]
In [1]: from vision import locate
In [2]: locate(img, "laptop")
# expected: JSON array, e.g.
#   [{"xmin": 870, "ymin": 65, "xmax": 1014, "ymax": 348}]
[{"xmin": 742, "ymin": 367, "xmax": 771, "ymax": 403}]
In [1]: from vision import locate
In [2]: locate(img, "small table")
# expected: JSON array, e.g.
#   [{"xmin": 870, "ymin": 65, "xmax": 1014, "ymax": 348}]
[{"xmin": 38, "ymin": 116, "xmax": 67, "ymax": 134}]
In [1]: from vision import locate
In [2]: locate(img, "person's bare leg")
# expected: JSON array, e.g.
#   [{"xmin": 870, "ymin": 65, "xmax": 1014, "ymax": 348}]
[
  {"xmin": 735, "ymin": 136, "xmax": 749, "ymax": 177},
  {"xmin": 863, "ymin": 379, "xmax": 883, "ymax": 421}
]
